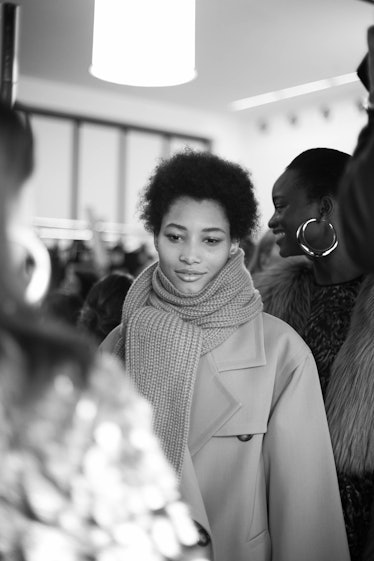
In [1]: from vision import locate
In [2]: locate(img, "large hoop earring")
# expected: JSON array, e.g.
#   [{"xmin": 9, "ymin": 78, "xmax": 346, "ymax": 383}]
[
  {"xmin": 8, "ymin": 227, "xmax": 51, "ymax": 305},
  {"xmin": 296, "ymin": 218, "xmax": 338, "ymax": 258}
]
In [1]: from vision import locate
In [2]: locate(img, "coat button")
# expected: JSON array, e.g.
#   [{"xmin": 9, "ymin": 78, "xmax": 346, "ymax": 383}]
[
  {"xmin": 194, "ymin": 521, "xmax": 211, "ymax": 547},
  {"xmin": 237, "ymin": 434, "xmax": 253, "ymax": 442}
]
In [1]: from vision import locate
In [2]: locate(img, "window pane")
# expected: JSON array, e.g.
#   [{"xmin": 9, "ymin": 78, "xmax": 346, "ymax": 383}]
[
  {"xmin": 78, "ymin": 124, "xmax": 119, "ymax": 223},
  {"xmin": 125, "ymin": 131, "xmax": 164, "ymax": 226},
  {"xmin": 28, "ymin": 115, "xmax": 73, "ymax": 219}
]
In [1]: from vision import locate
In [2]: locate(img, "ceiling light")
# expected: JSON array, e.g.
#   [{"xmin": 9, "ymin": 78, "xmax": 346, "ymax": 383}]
[
  {"xmin": 229, "ymin": 73, "xmax": 359, "ymax": 111},
  {"xmin": 90, "ymin": 0, "xmax": 197, "ymax": 87}
]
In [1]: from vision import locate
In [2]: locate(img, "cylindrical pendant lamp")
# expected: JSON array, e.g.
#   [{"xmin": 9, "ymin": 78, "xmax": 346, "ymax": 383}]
[{"xmin": 90, "ymin": 0, "xmax": 196, "ymax": 87}]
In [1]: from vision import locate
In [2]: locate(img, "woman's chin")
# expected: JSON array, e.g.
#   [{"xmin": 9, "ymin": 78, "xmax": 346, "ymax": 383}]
[
  {"xmin": 176, "ymin": 283, "xmax": 205, "ymax": 295},
  {"xmin": 277, "ymin": 243, "xmax": 290, "ymax": 258},
  {"xmin": 278, "ymin": 245, "xmax": 301, "ymax": 259}
]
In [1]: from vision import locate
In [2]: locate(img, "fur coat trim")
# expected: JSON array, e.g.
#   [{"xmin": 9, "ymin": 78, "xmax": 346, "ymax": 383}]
[{"xmin": 254, "ymin": 258, "xmax": 374, "ymax": 475}]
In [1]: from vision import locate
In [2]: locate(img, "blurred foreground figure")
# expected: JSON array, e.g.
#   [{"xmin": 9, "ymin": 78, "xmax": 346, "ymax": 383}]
[
  {"xmin": 339, "ymin": 26, "xmax": 374, "ymax": 561},
  {"xmin": 0, "ymin": 103, "xmax": 209, "ymax": 561}
]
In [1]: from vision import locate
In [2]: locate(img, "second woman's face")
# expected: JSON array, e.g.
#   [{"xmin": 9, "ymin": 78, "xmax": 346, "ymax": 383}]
[
  {"xmin": 155, "ymin": 197, "xmax": 238, "ymax": 295},
  {"xmin": 268, "ymin": 169, "xmax": 320, "ymax": 258}
]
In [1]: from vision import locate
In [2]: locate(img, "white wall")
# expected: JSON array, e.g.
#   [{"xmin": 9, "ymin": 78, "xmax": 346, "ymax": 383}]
[
  {"xmin": 18, "ymin": 76, "xmax": 242, "ymax": 158},
  {"xmin": 18, "ymin": 76, "xmax": 367, "ymax": 239}
]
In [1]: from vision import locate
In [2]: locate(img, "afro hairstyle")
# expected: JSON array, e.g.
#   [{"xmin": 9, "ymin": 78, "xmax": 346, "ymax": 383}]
[{"xmin": 138, "ymin": 149, "xmax": 259, "ymax": 240}]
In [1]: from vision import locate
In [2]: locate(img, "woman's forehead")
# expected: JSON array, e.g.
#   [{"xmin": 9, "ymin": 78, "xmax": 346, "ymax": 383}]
[
  {"xmin": 272, "ymin": 169, "xmax": 304, "ymax": 199},
  {"xmin": 163, "ymin": 197, "xmax": 229, "ymax": 227}
]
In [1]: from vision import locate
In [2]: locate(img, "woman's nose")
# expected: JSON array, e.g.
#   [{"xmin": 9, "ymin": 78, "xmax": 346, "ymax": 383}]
[
  {"xmin": 268, "ymin": 213, "xmax": 276, "ymax": 229},
  {"xmin": 179, "ymin": 243, "xmax": 200, "ymax": 264}
]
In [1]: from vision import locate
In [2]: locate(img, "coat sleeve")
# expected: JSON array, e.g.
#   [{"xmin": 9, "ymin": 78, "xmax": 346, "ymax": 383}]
[
  {"xmin": 263, "ymin": 350, "xmax": 351, "ymax": 561},
  {"xmin": 340, "ymin": 113, "xmax": 374, "ymax": 272},
  {"xmin": 363, "ymin": 498, "xmax": 374, "ymax": 561}
]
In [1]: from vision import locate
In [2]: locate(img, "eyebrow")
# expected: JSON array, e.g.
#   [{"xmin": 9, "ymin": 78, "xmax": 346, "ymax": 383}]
[{"xmin": 164, "ymin": 223, "xmax": 227, "ymax": 233}]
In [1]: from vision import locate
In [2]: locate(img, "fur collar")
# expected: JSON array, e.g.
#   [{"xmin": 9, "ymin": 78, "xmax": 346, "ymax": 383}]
[{"xmin": 254, "ymin": 258, "xmax": 374, "ymax": 475}]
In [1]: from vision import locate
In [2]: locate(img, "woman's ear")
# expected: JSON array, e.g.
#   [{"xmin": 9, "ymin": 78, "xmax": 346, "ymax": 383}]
[
  {"xmin": 153, "ymin": 234, "xmax": 158, "ymax": 252},
  {"xmin": 319, "ymin": 196, "xmax": 334, "ymax": 218},
  {"xmin": 230, "ymin": 240, "xmax": 240, "ymax": 255}
]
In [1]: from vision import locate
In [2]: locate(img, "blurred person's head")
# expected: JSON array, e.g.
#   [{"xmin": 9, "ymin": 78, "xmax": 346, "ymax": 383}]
[
  {"xmin": 0, "ymin": 104, "xmax": 35, "ymax": 298},
  {"xmin": 0, "ymin": 103, "xmax": 94, "ymax": 393},
  {"xmin": 239, "ymin": 234, "xmax": 256, "ymax": 269},
  {"xmin": 78, "ymin": 272, "xmax": 133, "ymax": 343},
  {"xmin": 109, "ymin": 242, "xmax": 126, "ymax": 270},
  {"xmin": 249, "ymin": 229, "xmax": 281, "ymax": 274},
  {"xmin": 41, "ymin": 290, "xmax": 84, "ymax": 327},
  {"xmin": 268, "ymin": 148, "xmax": 350, "ymax": 259}
]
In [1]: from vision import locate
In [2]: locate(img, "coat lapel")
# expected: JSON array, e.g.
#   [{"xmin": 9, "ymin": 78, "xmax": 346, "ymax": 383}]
[
  {"xmin": 188, "ymin": 352, "xmax": 242, "ymax": 457},
  {"xmin": 188, "ymin": 315, "xmax": 267, "ymax": 457}
]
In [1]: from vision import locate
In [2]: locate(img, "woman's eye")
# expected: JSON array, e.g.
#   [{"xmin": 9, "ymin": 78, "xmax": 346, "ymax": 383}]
[
  {"xmin": 205, "ymin": 238, "xmax": 220, "ymax": 245},
  {"xmin": 166, "ymin": 233, "xmax": 182, "ymax": 242}
]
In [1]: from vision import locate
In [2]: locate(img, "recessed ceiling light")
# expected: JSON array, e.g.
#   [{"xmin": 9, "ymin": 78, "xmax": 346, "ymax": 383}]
[{"xmin": 229, "ymin": 73, "xmax": 359, "ymax": 111}]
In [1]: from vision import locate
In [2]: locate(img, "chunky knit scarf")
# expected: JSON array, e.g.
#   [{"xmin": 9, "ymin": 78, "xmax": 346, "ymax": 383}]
[{"xmin": 114, "ymin": 249, "xmax": 263, "ymax": 477}]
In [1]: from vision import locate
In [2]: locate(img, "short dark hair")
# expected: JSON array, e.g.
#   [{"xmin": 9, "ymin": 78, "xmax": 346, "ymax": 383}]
[
  {"xmin": 286, "ymin": 148, "xmax": 350, "ymax": 200},
  {"xmin": 139, "ymin": 150, "xmax": 259, "ymax": 240},
  {"xmin": 42, "ymin": 290, "xmax": 84, "ymax": 326},
  {"xmin": 78, "ymin": 272, "xmax": 133, "ymax": 343}
]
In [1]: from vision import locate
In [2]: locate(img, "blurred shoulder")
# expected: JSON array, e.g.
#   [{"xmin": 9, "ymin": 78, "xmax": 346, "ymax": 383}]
[
  {"xmin": 99, "ymin": 324, "xmax": 122, "ymax": 354},
  {"xmin": 261, "ymin": 310, "xmax": 315, "ymax": 374},
  {"xmin": 90, "ymin": 351, "xmax": 152, "ymax": 420}
]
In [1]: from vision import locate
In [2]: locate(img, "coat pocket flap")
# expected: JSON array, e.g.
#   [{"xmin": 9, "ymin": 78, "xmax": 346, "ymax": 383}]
[
  {"xmin": 216, "ymin": 358, "xmax": 261, "ymax": 372},
  {"xmin": 214, "ymin": 417, "xmax": 267, "ymax": 437}
]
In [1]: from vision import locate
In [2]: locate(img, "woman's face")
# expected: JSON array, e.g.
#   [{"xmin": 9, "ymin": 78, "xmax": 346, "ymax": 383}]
[
  {"xmin": 155, "ymin": 197, "xmax": 238, "ymax": 295},
  {"xmin": 268, "ymin": 169, "xmax": 320, "ymax": 258}
]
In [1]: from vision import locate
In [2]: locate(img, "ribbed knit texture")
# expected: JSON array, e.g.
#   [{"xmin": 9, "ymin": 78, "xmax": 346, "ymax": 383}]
[{"xmin": 114, "ymin": 249, "xmax": 263, "ymax": 477}]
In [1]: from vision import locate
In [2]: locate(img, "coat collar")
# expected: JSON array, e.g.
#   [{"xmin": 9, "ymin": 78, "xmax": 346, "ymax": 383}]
[{"xmin": 212, "ymin": 312, "xmax": 266, "ymax": 371}]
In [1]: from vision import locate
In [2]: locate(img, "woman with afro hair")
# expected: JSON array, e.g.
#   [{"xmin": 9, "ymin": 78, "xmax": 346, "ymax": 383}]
[{"xmin": 101, "ymin": 149, "xmax": 349, "ymax": 561}]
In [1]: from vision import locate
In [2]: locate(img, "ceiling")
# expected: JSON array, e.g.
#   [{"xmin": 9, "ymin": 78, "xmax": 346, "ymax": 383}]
[{"xmin": 14, "ymin": 0, "xmax": 374, "ymax": 114}]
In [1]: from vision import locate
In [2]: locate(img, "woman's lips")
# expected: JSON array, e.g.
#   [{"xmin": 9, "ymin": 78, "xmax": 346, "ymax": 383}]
[
  {"xmin": 273, "ymin": 231, "xmax": 285, "ymax": 243},
  {"xmin": 175, "ymin": 270, "xmax": 206, "ymax": 281}
]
